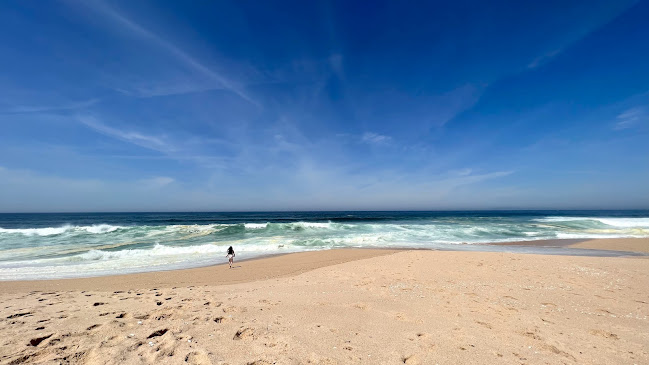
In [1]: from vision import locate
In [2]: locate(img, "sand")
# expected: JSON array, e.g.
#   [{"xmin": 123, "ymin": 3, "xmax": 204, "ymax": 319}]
[
  {"xmin": 1, "ymin": 239, "xmax": 647, "ymax": 364},
  {"xmin": 568, "ymin": 238, "xmax": 649, "ymax": 253}
]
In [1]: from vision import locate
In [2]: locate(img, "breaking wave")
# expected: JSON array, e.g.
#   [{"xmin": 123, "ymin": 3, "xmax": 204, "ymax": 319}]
[{"xmin": 1, "ymin": 213, "xmax": 648, "ymax": 280}]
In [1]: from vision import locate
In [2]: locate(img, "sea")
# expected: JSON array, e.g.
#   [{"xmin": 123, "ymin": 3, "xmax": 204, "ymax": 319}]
[{"xmin": 0, "ymin": 210, "xmax": 648, "ymax": 280}]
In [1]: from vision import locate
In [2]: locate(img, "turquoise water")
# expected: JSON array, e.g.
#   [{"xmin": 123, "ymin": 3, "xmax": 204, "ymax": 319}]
[{"xmin": 0, "ymin": 211, "xmax": 647, "ymax": 280}]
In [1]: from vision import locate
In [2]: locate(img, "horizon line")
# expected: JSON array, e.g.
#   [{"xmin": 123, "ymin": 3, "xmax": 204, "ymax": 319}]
[{"xmin": 1, "ymin": 208, "xmax": 648, "ymax": 215}]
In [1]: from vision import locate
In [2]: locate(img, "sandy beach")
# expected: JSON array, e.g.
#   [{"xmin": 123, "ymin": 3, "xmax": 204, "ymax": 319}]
[{"xmin": 1, "ymin": 238, "xmax": 647, "ymax": 364}]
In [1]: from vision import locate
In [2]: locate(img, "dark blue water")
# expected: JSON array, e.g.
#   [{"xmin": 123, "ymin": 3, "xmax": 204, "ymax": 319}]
[{"xmin": 1, "ymin": 210, "xmax": 648, "ymax": 228}]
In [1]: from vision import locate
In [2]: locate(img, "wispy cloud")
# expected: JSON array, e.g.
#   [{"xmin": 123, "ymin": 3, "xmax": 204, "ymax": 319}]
[
  {"xmin": 526, "ymin": 3, "xmax": 635, "ymax": 71},
  {"xmin": 527, "ymin": 49, "xmax": 561, "ymax": 69},
  {"xmin": 78, "ymin": 115, "xmax": 173, "ymax": 153},
  {"xmin": 445, "ymin": 170, "xmax": 513, "ymax": 186},
  {"xmin": 2, "ymin": 99, "xmax": 99, "ymax": 114},
  {"xmin": 113, "ymin": 82, "xmax": 225, "ymax": 98},
  {"xmin": 82, "ymin": 1, "xmax": 259, "ymax": 106},
  {"xmin": 614, "ymin": 107, "xmax": 646, "ymax": 130},
  {"xmin": 140, "ymin": 176, "xmax": 175, "ymax": 187},
  {"xmin": 428, "ymin": 84, "xmax": 484, "ymax": 127},
  {"xmin": 77, "ymin": 115, "xmax": 236, "ymax": 169},
  {"xmin": 361, "ymin": 132, "xmax": 392, "ymax": 145}
]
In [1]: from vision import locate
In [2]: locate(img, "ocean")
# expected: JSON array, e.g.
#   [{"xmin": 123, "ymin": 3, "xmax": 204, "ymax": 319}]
[{"xmin": 0, "ymin": 210, "xmax": 648, "ymax": 280}]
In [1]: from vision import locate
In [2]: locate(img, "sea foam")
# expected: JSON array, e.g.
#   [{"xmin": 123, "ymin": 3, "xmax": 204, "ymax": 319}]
[
  {"xmin": 2, "ymin": 213, "xmax": 648, "ymax": 280},
  {"xmin": 0, "ymin": 224, "xmax": 123, "ymax": 236}
]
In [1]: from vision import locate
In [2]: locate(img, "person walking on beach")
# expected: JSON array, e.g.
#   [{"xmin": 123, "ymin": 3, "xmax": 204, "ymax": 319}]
[{"xmin": 226, "ymin": 246, "xmax": 235, "ymax": 268}]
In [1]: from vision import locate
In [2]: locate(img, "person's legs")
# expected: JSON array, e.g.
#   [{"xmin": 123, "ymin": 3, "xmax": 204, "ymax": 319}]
[{"xmin": 229, "ymin": 256, "xmax": 233, "ymax": 268}]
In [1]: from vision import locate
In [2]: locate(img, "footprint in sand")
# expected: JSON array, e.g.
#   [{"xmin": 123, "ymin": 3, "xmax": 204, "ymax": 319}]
[
  {"xmin": 233, "ymin": 327, "xmax": 255, "ymax": 340},
  {"xmin": 541, "ymin": 344, "xmax": 575, "ymax": 361},
  {"xmin": 589, "ymin": 329, "xmax": 619, "ymax": 339},
  {"xmin": 596, "ymin": 309, "xmax": 615, "ymax": 316},
  {"xmin": 6, "ymin": 311, "xmax": 32, "ymax": 319},
  {"xmin": 154, "ymin": 313, "xmax": 172, "ymax": 320},
  {"xmin": 29, "ymin": 334, "xmax": 53, "ymax": 347},
  {"xmin": 402, "ymin": 353, "xmax": 423, "ymax": 364},
  {"xmin": 245, "ymin": 361, "xmax": 274, "ymax": 365},
  {"xmin": 147, "ymin": 329, "xmax": 169, "ymax": 338},
  {"xmin": 522, "ymin": 329, "xmax": 542, "ymax": 340},
  {"xmin": 475, "ymin": 320, "xmax": 493, "ymax": 329}
]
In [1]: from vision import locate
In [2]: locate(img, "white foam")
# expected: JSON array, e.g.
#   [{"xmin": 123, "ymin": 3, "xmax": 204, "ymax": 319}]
[
  {"xmin": 291, "ymin": 222, "xmax": 332, "ymax": 229},
  {"xmin": 244, "ymin": 223, "xmax": 268, "ymax": 229},
  {"xmin": 0, "ymin": 224, "xmax": 124, "ymax": 236},
  {"xmin": 534, "ymin": 217, "xmax": 649, "ymax": 228},
  {"xmin": 0, "ymin": 226, "xmax": 71, "ymax": 236},
  {"xmin": 171, "ymin": 224, "xmax": 226, "ymax": 233},
  {"xmin": 556, "ymin": 230, "xmax": 648, "ymax": 239},
  {"xmin": 595, "ymin": 218, "xmax": 649, "ymax": 228},
  {"xmin": 0, "ymin": 242, "xmax": 307, "ymax": 280},
  {"xmin": 76, "ymin": 243, "xmax": 226, "ymax": 261},
  {"xmin": 534, "ymin": 217, "xmax": 588, "ymax": 223},
  {"xmin": 81, "ymin": 224, "xmax": 123, "ymax": 234}
]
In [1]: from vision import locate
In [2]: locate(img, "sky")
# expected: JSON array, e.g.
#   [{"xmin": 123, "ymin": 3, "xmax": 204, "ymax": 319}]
[{"xmin": 1, "ymin": 0, "xmax": 648, "ymax": 212}]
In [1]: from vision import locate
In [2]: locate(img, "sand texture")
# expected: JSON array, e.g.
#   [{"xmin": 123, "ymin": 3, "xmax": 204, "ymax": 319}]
[
  {"xmin": 1, "ymin": 241, "xmax": 648, "ymax": 364},
  {"xmin": 568, "ymin": 238, "xmax": 649, "ymax": 253}
]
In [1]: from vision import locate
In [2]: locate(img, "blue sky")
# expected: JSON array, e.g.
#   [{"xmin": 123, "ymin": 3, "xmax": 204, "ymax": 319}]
[{"xmin": 1, "ymin": 0, "xmax": 648, "ymax": 212}]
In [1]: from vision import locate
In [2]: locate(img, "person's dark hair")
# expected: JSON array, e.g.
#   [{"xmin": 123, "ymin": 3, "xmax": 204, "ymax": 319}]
[{"xmin": 227, "ymin": 246, "xmax": 234, "ymax": 255}]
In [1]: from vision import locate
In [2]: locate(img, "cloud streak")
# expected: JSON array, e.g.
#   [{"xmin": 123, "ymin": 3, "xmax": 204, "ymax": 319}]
[
  {"xmin": 527, "ymin": 49, "xmax": 561, "ymax": 69},
  {"xmin": 83, "ymin": 0, "xmax": 259, "ymax": 106},
  {"xmin": 2, "ymin": 99, "xmax": 99, "ymax": 114},
  {"xmin": 428, "ymin": 84, "xmax": 484, "ymax": 127},
  {"xmin": 77, "ymin": 115, "xmax": 234, "ymax": 170},
  {"xmin": 78, "ymin": 115, "xmax": 172, "ymax": 153},
  {"xmin": 362, "ymin": 132, "xmax": 391, "ymax": 145},
  {"xmin": 614, "ymin": 107, "xmax": 646, "ymax": 130}
]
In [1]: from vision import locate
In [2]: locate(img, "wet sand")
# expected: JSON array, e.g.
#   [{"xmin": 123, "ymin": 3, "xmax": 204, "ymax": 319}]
[
  {"xmin": 491, "ymin": 237, "xmax": 649, "ymax": 253},
  {"xmin": 567, "ymin": 237, "xmax": 649, "ymax": 253},
  {"xmin": 1, "ymin": 238, "xmax": 647, "ymax": 364}
]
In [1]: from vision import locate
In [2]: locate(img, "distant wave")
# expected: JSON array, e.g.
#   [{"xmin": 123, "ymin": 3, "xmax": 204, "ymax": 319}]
[
  {"xmin": 0, "ymin": 224, "xmax": 124, "ymax": 236},
  {"xmin": 533, "ymin": 217, "xmax": 649, "ymax": 228},
  {"xmin": 2, "ymin": 218, "xmax": 649, "ymax": 241}
]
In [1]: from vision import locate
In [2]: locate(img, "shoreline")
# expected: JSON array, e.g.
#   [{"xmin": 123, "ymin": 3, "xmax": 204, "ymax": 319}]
[
  {"xmin": 488, "ymin": 237, "xmax": 649, "ymax": 253},
  {"xmin": 487, "ymin": 238, "xmax": 587, "ymax": 247},
  {"xmin": 0, "ymin": 237, "xmax": 647, "ymax": 293},
  {"xmin": 0, "ymin": 249, "xmax": 400, "ymax": 294}
]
